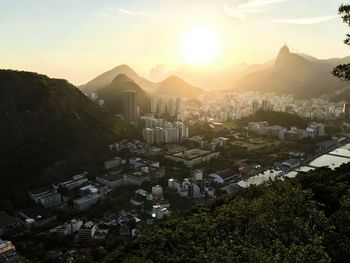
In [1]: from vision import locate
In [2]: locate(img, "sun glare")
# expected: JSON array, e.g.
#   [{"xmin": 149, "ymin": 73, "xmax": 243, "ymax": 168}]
[{"xmin": 182, "ymin": 27, "xmax": 219, "ymax": 66}]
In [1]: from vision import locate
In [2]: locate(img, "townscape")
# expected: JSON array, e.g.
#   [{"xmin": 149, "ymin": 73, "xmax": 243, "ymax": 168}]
[{"xmin": 2, "ymin": 1, "xmax": 350, "ymax": 262}]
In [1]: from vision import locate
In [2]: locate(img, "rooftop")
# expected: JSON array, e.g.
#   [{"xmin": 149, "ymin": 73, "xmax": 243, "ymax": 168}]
[{"xmin": 170, "ymin": 149, "xmax": 212, "ymax": 160}]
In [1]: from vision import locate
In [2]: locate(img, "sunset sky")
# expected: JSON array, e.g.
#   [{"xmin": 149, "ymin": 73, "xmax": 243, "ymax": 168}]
[{"xmin": 0, "ymin": 0, "xmax": 349, "ymax": 85}]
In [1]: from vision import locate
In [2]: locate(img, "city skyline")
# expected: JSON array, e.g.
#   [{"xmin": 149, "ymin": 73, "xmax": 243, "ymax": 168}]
[{"xmin": 0, "ymin": 0, "xmax": 348, "ymax": 85}]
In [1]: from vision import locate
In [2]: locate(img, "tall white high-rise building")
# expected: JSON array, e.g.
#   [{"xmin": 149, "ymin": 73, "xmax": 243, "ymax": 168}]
[
  {"xmin": 158, "ymin": 96, "xmax": 166, "ymax": 115},
  {"xmin": 151, "ymin": 95, "xmax": 158, "ymax": 113},
  {"xmin": 154, "ymin": 127, "xmax": 165, "ymax": 145},
  {"xmin": 122, "ymin": 90, "xmax": 138, "ymax": 123},
  {"xmin": 143, "ymin": 128, "xmax": 155, "ymax": 144}
]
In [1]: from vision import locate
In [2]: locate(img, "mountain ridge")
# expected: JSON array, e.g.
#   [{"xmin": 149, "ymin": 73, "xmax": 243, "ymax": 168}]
[
  {"xmin": 0, "ymin": 70, "xmax": 137, "ymax": 209},
  {"xmin": 231, "ymin": 45, "xmax": 348, "ymax": 98}
]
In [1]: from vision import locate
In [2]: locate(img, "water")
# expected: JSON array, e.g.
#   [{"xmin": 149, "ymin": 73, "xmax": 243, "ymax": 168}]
[
  {"xmin": 238, "ymin": 143, "xmax": 350, "ymax": 186},
  {"xmin": 238, "ymin": 170, "xmax": 282, "ymax": 188}
]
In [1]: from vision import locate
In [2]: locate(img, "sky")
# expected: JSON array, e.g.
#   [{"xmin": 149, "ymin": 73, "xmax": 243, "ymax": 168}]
[{"xmin": 0, "ymin": 0, "xmax": 349, "ymax": 85}]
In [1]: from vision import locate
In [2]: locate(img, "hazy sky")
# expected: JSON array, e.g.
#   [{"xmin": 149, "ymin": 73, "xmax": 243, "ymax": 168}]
[{"xmin": 0, "ymin": 0, "xmax": 349, "ymax": 85}]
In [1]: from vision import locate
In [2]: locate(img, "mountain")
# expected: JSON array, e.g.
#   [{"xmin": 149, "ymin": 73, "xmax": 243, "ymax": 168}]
[
  {"xmin": 231, "ymin": 45, "xmax": 349, "ymax": 98},
  {"xmin": 155, "ymin": 75, "xmax": 203, "ymax": 98},
  {"xmin": 97, "ymin": 74, "xmax": 150, "ymax": 115},
  {"xmin": 80, "ymin": 64, "xmax": 157, "ymax": 92},
  {"xmin": 0, "ymin": 70, "xmax": 137, "ymax": 210},
  {"xmin": 299, "ymin": 53, "xmax": 350, "ymax": 66},
  {"xmin": 149, "ymin": 63, "xmax": 273, "ymax": 91}
]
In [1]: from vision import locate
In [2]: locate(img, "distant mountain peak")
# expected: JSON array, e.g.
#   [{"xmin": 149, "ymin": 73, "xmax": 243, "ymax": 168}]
[
  {"xmin": 112, "ymin": 64, "xmax": 135, "ymax": 73},
  {"xmin": 112, "ymin": 74, "xmax": 134, "ymax": 84},
  {"xmin": 274, "ymin": 45, "xmax": 307, "ymax": 68}
]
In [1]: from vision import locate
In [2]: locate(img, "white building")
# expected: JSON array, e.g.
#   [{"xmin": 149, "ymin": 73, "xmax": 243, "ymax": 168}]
[
  {"xmin": 73, "ymin": 195, "xmax": 99, "ymax": 212},
  {"xmin": 78, "ymin": 221, "xmax": 97, "ymax": 241},
  {"xmin": 28, "ymin": 189, "xmax": 61, "ymax": 208},
  {"xmin": 143, "ymin": 128, "xmax": 155, "ymax": 145}
]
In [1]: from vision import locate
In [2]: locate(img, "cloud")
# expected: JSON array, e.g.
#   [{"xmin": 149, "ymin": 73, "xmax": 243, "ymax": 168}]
[
  {"xmin": 273, "ymin": 15, "xmax": 337, "ymax": 25},
  {"xmin": 118, "ymin": 8, "xmax": 148, "ymax": 16},
  {"xmin": 224, "ymin": 0, "xmax": 287, "ymax": 20}
]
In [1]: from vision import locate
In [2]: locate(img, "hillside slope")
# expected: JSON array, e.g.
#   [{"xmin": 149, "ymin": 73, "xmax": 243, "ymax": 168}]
[
  {"xmin": 97, "ymin": 74, "xmax": 150, "ymax": 115},
  {"xmin": 0, "ymin": 70, "xmax": 137, "ymax": 209},
  {"xmin": 232, "ymin": 46, "xmax": 348, "ymax": 98},
  {"xmin": 155, "ymin": 75, "xmax": 203, "ymax": 98},
  {"xmin": 80, "ymin": 64, "xmax": 157, "ymax": 92}
]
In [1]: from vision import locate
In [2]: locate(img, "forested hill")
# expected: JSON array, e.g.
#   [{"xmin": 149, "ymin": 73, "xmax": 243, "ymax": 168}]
[
  {"xmin": 102, "ymin": 164, "xmax": 350, "ymax": 263},
  {"xmin": 240, "ymin": 110, "xmax": 309, "ymax": 129},
  {"xmin": 0, "ymin": 70, "xmax": 137, "ymax": 211}
]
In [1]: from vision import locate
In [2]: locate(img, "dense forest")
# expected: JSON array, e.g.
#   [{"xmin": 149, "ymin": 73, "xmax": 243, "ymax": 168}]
[
  {"xmin": 102, "ymin": 163, "xmax": 350, "ymax": 263},
  {"xmin": 0, "ymin": 70, "xmax": 138, "ymax": 211}
]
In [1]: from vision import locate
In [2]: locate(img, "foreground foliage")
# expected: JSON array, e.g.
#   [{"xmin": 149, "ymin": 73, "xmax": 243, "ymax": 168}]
[{"xmin": 102, "ymin": 164, "xmax": 350, "ymax": 263}]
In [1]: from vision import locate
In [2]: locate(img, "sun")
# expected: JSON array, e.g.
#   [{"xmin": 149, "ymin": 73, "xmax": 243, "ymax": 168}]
[{"xmin": 181, "ymin": 27, "xmax": 219, "ymax": 66}]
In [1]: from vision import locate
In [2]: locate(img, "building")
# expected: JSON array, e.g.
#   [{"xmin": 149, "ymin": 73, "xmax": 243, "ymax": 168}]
[
  {"xmin": 104, "ymin": 157, "xmax": 122, "ymax": 170},
  {"xmin": 17, "ymin": 208, "xmax": 57, "ymax": 229},
  {"xmin": 0, "ymin": 212, "xmax": 25, "ymax": 239},
  {"xmin": 282, "ymin": 159, "xmax": 300, "ymax": 169},
  {"xmin": 164, "ymin": 127, "xmax": 179, "ymax": 144},
  {"xmin": 143, "ymin": 128, "xmax": 155, "ymax": 144},
  {"xmin": 158, "ymin": 96, "xmax": 166, "ymax": 114},
  {"xmin": 28, "ymin": 188, "xmax": 61, "ymax": 208},
  {"xmin": 252, "ymin": 100, "xmax": 259, "ymax": 113},
  {"xmin": 151, "ymin": 95, "xmax": 158, "ymax": 113},
  {"xmin": 122, "ymin": 89, "xmax": 138, "ymax": 123},
  {"xmin": 165, "ymin": 148, "xmax": 220, "ymax": 168},
  {"xmin": 181, "ymin": 125, "xmax": 189, "ymax": 138},
  {"xmin": 78, "ymin": 221, "xmax": 97, "ymax": 241},
  {"xmin": 154, "ymin": 127, "xmax": 165, "ymax": 145},
  {"xmin": 96, "ymin": 172, "xmax": 125, "ymax": 189},
  {"xmin": 343, "ymin": 103, "xmax": 350, "ymax": 119},
  {"xmin": 152, "ymin": 205, "xmax": 169, "ymax": 220},
  {"xmin": 130, "ymin": 189, "xmax": 153, "ymax": 206},
  {"xmin": 50, "ymin": 219, "xmax": 83, "ymax": 237},
  {"xmin": 54, "ymin": 173, "xmax": 88, "ymax": 191},
  {"xmin": 209, "ymin": 169, "xmax": 241, "ymax": 184},
  {"xmin": 73, "ymin": 194, "xmax": 99, "ymax": 212},
  {"xmin": 0, "ymin": 239, "xmax": 20, "ymax": 263}
]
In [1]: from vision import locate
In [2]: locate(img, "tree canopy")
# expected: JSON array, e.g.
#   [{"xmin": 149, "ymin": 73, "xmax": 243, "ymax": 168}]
[{"xmin": 333, "ymin": 4, "xmax": 350, "ymax": 80}]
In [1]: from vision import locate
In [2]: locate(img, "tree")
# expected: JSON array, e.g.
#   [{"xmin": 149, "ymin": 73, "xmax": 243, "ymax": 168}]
[{"xmin": 333, "ymin": 4, "xmax": 350, "ymax": 80}]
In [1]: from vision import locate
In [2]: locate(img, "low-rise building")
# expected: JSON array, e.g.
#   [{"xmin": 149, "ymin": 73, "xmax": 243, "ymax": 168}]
[
  {"xmin": 104, "ymin": 157, "xmax": 122, "ymax": 170},
  {"xmin": 0, "ymin": 212, "xmax": 25, "ymax": 239},
  {"xmin": 50, "ymin": 219, "xmax": 83, "ymax": 237},
  {"xmin": 28, "ymin": 188, "xmax": 61, "ymax": 208},
  {"xmin": 209, "ymin": 169, "xmax": 241, "ymax": 184},
  {"xmin": 0, "ymin": 239, "xmax": 20, "ymax": 263},
  {"xmin": 73, "ymin": 195, "xmax": 99, "ymax": 212},
  {"xmin": 96, "ymin": 171, "xmax": 125, "ymax": 189},
  {"xmin": 78, "ymin": 221, "xmax": 97, "ymax": 241},
  {"xmin": 165, "ymin": 148, "xmax": 220, "ymax": 168},
  {"xmin": 53, "ymin": 173, "xmax": 88, "ymax": 191},
  {"xmin": 17, "ymin": 208, "xmax": 56, "ymax": 229}
]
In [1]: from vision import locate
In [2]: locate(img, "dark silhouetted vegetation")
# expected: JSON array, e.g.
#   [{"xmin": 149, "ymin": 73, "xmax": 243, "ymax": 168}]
[
  {"xmin": 101, "ymin": 164, "xmax": 350, "ymax": 263},
  {"xmin": 240, "ymin": 110, "xmax": 309, "ymax": 129},
  {"xmin": 0, "ymin": 70, "xmax": 138, "ymax": 210}
]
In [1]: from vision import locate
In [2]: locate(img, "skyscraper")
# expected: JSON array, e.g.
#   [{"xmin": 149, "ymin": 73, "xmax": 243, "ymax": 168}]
[
  {"xmin": 158, "ymin": 96, "xmax": 166, "ymax": 115},
  {"xmin": 343, "ymin": 103, "xmax": 350, "ymax": 120},
  {"xmin": 252, "ymin": 100, "xmax": 259, "ymax": 113},
  {"xmin": 122, "ymin": 90, "xmax": 137, "ymax": 123},
  {"xmin": 151, "ymin": 95, "xmax": 158, "ymax": 113},
  {"xmin": 142, "ymin": 128, "xmax": 155, "ymax": 144}
]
